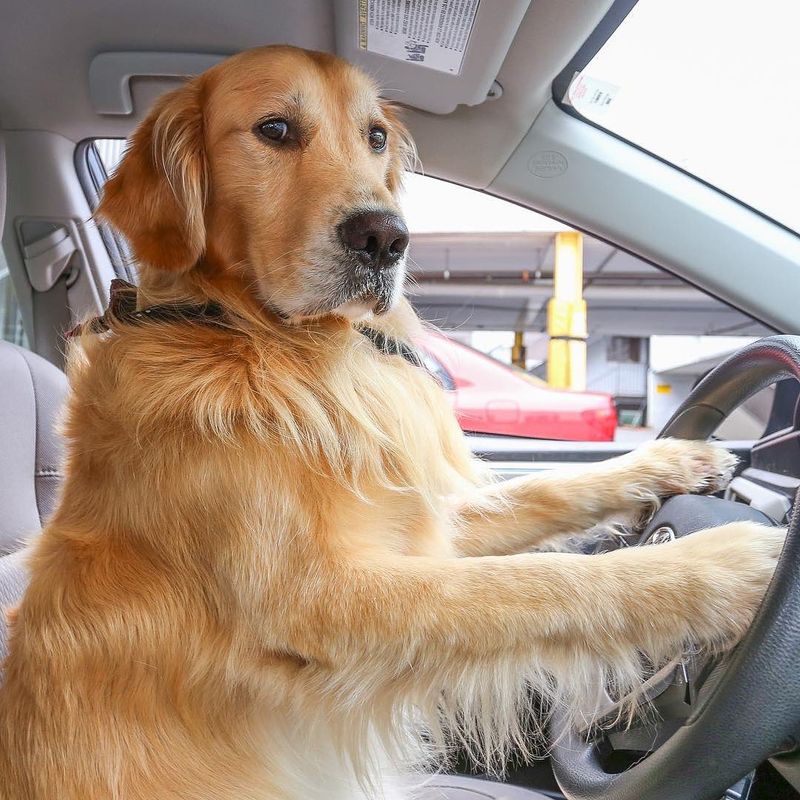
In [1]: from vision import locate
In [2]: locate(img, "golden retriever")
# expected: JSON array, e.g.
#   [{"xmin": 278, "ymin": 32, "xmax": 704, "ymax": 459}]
[{"xmin": 0, "ymin": 45, "xmax": 785, "ymax": 800}]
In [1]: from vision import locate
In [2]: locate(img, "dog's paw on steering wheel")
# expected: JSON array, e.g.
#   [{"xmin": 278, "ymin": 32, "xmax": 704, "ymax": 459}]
[{"xmin": 626, "ymin": 438, "xmax": 738, "ymax": 498}]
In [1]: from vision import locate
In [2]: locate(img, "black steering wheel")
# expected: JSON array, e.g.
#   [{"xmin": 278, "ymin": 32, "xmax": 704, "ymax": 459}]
[{"xmin": 550, "ymin": 336, "xmax": 800, "ymax": 800}]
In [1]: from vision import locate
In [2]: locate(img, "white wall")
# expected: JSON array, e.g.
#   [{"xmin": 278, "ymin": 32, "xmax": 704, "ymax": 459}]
[
  {"xmin": 649, "ymin": 335, "xmax": 758, "ymax": 373},
  {"xmin": 647, "ymin": 335, "xmax": 759, "ymax": 431},
  {"xmin": 647, "ymin": 372, "xmax": 695, "ymax": 430}
]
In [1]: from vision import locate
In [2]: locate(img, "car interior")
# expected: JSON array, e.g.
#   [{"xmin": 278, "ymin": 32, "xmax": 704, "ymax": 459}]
[{"xmin": 1, "ymin": 1, "xmax": 800, "ymax": 798}]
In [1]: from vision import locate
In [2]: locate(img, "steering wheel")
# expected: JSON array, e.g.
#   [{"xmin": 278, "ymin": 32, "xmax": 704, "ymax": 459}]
[{"xmin": 550, "ymin": 336, "xmax": 800, "ymax": 800}]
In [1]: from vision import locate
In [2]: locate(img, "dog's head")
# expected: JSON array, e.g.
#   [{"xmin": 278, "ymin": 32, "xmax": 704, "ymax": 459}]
[{"xmin": 98, "ymin": 45, "xmax": 414, "ymax": 320}]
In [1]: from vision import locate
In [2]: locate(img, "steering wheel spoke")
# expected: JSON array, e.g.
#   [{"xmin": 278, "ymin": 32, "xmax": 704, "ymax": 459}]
[{"xmin": 584, "ymin": 650, "xmax": 729, "ymax": 772}]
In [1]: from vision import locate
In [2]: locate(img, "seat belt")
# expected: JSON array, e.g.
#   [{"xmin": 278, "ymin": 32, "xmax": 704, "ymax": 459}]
[
  {"xmin": 20, "ymin": 222, "xmax": 79, "ymax": 370},
  {"xmin": 32, "ymin": 274, "xmax": 72, "ymax": 369}
]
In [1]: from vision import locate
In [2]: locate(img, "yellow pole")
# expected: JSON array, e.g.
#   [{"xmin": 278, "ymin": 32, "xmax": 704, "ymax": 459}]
[
  {"xmin": 511, "ymin": 330, "xmax": 526, "ymax": 368},
  {"xmin": 547, "ymin": 231, "xmax": 587, "ymax": 390}
]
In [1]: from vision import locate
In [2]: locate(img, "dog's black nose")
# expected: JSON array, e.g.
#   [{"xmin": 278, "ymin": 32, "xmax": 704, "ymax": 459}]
[{"xmin": 338, "ymin": 211, "xmax": 409, "ymax": 269}]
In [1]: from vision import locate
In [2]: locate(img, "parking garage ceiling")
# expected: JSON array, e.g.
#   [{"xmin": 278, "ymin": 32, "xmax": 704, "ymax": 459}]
[{"xmin": 406, "ymin": 231, "xmax": 768, "ymax": 336}]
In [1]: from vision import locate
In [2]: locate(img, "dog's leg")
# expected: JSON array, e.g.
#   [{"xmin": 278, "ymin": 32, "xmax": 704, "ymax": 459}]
[
  {"xmin": 453, "ymin": 439, "xmax": 737, "ymax": 556},
  {"xmin": 298, "ymin": 521, "xmax": 782, "ymax": 719},
  {"xmin": 304, "ymin": 520, "xmax": 782, "ymax": 664}
]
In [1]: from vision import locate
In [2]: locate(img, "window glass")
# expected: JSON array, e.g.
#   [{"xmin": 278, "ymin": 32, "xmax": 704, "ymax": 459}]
[
  {"xmin": 565, "ymin": 0, "xmax": 800, "ymax": 232},
  {"xmin": 95, "ymin": 139, "xmax": 125, "ymax": 175},
  {"xmin": 398, "ymin": 173, "xmax": 772, "ymax": 443},
  {"xmin": 81, "ymin": 140, "xmax": 137, "ymax": 282},
  {"xmin": 0, "ymin": 248, "xmax": 27, "ymax": 347}
]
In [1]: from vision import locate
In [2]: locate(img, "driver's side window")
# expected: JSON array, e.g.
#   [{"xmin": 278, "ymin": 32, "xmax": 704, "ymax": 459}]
[{"xmin": 396, "ymin": 173, "xmax": 774, "ymax": 445}]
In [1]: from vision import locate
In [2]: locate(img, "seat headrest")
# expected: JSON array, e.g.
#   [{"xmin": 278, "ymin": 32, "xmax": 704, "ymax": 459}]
[{"xmin": 0, "ymin": 341, "xmax": 67, "ymax": 553}]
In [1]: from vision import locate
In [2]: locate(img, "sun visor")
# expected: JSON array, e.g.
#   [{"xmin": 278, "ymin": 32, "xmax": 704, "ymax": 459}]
[
  {"xmin": 89, "ymin": 52, "xmax": 226, "ymax": 115},
  {"xmin": 334, "ymin": 0, "xmax": 531, "ymax": 114}
]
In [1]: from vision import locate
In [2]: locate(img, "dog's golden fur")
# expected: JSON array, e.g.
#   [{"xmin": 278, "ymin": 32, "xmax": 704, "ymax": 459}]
[{"xmin": 0, "ymin": 46, "xmax": 785, "ymax": 799}]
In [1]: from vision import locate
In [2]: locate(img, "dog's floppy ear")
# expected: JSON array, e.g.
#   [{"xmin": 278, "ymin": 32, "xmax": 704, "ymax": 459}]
[{"xmin": 97, "ymin": 80, "xmax": 206, "ymax": 272}]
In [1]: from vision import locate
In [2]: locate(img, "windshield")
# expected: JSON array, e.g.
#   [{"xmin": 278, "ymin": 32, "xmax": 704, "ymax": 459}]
[{"xmin": 565, "ymin": 0, "xmax": 800, "ymax": 233}]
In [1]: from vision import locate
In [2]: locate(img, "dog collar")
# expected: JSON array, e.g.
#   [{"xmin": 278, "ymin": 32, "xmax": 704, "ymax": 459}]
[
  {"xmin": 356, "ymin": 326, "xmax": 423, "ymax": 368},
  {"xmin": 69, "ymin": 279, "xmax": 422, "ymax": 369},
  {"xmin": 67, "ymin": 279, "xmax": 225, "ymax": 338}
]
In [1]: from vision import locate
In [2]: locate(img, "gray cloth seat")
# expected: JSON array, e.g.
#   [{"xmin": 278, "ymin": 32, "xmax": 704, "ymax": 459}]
[
  {"xmin": 0, "ymin": 341, "xmax": 67, "ymax": 554},
  {"xmin": 0, "ymin": 340, "xmax": 68, "ymax": 658},
  {"xmin": 0, "ymin": 132, "xmax": 67, "ymax": 556}
]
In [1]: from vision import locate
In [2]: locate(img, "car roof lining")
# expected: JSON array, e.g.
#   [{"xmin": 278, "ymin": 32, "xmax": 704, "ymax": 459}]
[{"xmin": 0, "ymin": 0, "xmax": 613, "ymax": 189}]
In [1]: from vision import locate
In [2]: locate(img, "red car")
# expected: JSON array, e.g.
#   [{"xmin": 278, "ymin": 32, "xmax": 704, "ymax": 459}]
[{"xmin": 416, "ymin": 331, "xmax": 618, "ymax": 442}]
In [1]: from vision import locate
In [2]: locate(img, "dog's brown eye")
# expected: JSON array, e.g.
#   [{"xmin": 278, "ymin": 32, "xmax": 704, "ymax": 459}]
[
  {"xmin": 256, "ymin": 118, "xmax": 290, "ymax": 143},
  {"xmin": 368, "ymin": 126, "xmax": 387, "ymax": 152}
]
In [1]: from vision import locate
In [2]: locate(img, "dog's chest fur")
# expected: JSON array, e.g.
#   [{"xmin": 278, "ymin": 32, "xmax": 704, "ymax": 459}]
[
  {"xmin": 0, "ymin": 318, "xmax": 487, "ymax": 800},
  {"xmin": 69, "ymin": 318, "xmax": 483, "ymax": 550}
]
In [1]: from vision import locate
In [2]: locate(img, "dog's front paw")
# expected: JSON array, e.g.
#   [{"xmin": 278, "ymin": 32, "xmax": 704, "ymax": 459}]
[
  {"xmin": 669, "ymin": 522, "xmax": 785, "ymax": 646},
  {"xmin": 627, "ymin": 438, "xmax": 737, "ymax": 498}
]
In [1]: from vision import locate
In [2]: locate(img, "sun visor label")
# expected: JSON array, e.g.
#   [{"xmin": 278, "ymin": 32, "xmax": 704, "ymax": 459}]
[{"xmin": 359, "ymin": 0, "xmax": 480, "ymax": 75}]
